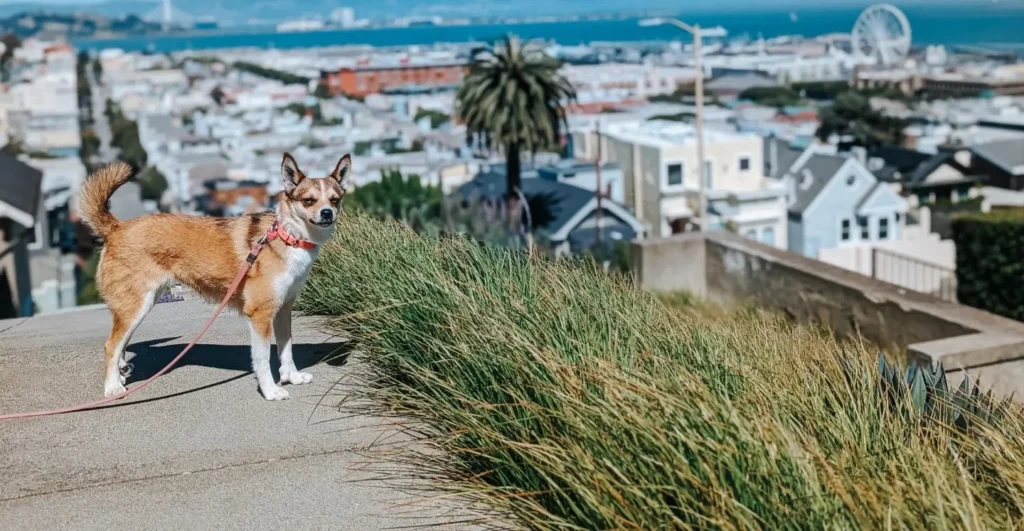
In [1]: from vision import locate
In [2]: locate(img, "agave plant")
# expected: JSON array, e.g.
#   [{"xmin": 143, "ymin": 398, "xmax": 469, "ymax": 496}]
[{"xmin": 872, "ymin": 354, "xmax": 1012, "ymax": 430}]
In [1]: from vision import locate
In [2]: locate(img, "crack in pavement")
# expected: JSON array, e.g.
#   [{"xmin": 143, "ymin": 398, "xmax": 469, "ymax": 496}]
[{"xmin": 0, "ymin": 447, "xmax": 366, "ymax": 504}]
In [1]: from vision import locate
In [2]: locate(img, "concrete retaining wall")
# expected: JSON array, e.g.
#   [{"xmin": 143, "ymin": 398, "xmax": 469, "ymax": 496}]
[{"xmin": 633, "ymin": 231, "xmax": 1024, "ymax": 398}]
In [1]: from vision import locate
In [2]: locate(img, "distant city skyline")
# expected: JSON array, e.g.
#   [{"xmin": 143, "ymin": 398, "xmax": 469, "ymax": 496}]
[{"xmin": 4, "ymin": 0, "xmax": 1023, "ymax": 29}]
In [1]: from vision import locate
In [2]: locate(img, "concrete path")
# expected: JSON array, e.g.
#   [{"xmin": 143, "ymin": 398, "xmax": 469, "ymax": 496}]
[{"xmin": 0, "ymin": 299, "xmax": 476, "ymax": 530}]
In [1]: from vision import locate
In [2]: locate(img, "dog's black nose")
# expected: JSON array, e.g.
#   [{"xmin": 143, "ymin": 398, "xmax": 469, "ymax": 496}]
[{"xmin": 320, "ymin": 208, "xmax": 334, "ymax": 221}]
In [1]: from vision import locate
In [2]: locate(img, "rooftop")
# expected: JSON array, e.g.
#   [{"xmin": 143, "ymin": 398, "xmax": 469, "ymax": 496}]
[
  {"xmin": 603, "ymin": 121, "xmax": 758, "ymax": 149},
  {"xmin": 973, "ymin": 139, "xmax": 1024, "ymax": 176}
]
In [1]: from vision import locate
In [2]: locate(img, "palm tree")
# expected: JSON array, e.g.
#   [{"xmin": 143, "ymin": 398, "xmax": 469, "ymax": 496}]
[{"xmin": 456, "ymin": 35, "xmax": 576, "ymax": 205}]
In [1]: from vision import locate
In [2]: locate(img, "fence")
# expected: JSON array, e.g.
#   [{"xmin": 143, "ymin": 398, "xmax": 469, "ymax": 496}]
[{"xmin": 871, "ymin": 247, "xmax": 957, "ymax": 302}]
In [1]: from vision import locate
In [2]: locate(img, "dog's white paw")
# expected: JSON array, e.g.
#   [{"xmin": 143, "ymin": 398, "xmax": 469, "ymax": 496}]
[
  {"xmin": 280, "ymin": 371, "xmax": 313, "ymax": 386},
  {"xmin": 104, "ymin": 382, "xmax": 127, "ymax": 398},
  {"xmin": 261, "ymin": 385, "xmax": 290, "ymax": 401}
]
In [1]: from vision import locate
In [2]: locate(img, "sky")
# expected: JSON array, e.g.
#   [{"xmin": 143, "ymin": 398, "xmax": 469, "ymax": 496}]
[
  {"xmin": 5, "ymin": 0, "xmax": 1022, "ymax": 25},
  {"xmin": 8, "ymin": 0, "xmax": 1022, "ymax": 5}
]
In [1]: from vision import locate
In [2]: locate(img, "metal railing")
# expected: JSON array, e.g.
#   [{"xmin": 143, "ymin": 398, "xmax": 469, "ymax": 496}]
[{"xmin": 871, "ymin": 247, "xmax": 957, "ymax": 302}]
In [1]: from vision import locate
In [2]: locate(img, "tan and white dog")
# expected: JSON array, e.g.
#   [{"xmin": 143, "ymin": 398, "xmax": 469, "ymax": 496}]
[{"xmin": 79, "ymin": 153, "xmax": 349, "ymax": 401}]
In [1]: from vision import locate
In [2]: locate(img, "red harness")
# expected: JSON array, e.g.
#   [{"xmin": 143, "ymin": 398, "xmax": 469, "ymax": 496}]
[{"xmin": 264, "ymin": 221, "xmax": 317, "ymax": 250}]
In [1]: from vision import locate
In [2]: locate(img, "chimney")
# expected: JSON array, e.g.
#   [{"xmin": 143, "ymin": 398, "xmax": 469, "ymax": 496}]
[
  {"xmin": 850, "ymin": 146, "xmax": 867, "ymax": 165},
  {"xmin": 769, "ymin": 138, "xmax": 779, "ymax": 177}
]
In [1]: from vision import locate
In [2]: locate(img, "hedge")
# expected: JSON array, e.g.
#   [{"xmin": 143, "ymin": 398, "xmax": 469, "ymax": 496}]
[{"xmin": 952, "ymin": 210, "xmax": 1024, "ymax": 320}]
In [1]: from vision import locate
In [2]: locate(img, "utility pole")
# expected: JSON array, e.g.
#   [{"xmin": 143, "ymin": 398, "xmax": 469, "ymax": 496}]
[
  {"xmin": 594, "ymin": 119, "xmax": 603, "ymax": 246},
  {"xmin": 639, "ymin": 17, "xmax": 706, "ymax": 232},
  {"xmin": 693, "ymin": 24, "xmax": 706, "ymax": 232}
]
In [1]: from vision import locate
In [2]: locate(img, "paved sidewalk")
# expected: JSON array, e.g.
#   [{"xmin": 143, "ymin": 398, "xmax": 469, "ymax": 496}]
[{"xmin": 0, "ymin": 300, "xmax": 473, "ymax": 530}]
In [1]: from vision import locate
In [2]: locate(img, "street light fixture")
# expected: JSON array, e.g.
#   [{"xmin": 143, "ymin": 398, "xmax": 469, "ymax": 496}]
[{"xmin": 640, "ymin": 17, "xmax": 706, "ymax": 233}]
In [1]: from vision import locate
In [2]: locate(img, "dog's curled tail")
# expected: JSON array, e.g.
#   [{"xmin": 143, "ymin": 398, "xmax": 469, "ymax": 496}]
[{"xmin": 79, "ymin": 162, "xmax": 134, "ymax": 238}]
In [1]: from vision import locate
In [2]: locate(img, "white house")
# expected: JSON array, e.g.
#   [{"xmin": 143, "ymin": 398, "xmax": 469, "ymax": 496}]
[{"xmin": 593, "ymin": 120, "xmax": 788, "ymax": 248}]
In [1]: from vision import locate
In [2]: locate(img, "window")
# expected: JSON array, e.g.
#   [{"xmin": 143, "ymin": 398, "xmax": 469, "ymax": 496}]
[
  {"xmin": 704, "ymin": 160, "xmax": 714, "ymax": 189},
  {"xmin": 858, "ymin": 217, "xmax": 870, "ymax": 240},
  {"xmin": 26, "ymin": 221, "xmax": 43, "ymax": 251},
  {"xmin": 761, "ymin": 227, "xmax": 776, "ymax": 246},
  {"xmin": 667, "ymin": 163, "xmax": 683, "ymax": 186},
  {"xmin": 879, "ymin": 217, "xmax": 890, "ymax": 240},
  {"xmin": 744, "ymin": 229, "xmax": 757, "ymax": 239},
  {"xmin": 739, "ymin": 157, "xmax": 751, "ymax": 172},
  {"xmin": 840, "ymin": 218, "xmax": 851, "ymax": 242}
]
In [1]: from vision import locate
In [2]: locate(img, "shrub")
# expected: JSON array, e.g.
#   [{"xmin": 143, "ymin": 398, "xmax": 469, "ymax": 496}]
[
  {"xmin": 791, "ymin": 81, "xmax": 851, "ymax": 100},
  {"xmin": 738, "ymin": 86, "xmax": 800, "ymax": 107},
  {"xmin": 952, "ymin": 210, "xmax": 1024, "ymax": 320},
  {"xmin": 137, "ymin": 166, "xmax": 168, "ymax": 202},
  {"xmin": 413, "ymin": 108, "xmax": 450, "ymax": 129},
  {"xmin": 232, "ymin": 62, "xmax": 308, "ymax": 85},
  {"xmin": 299, "ymin": 214, "xmax": 1024, "ymax": 529}
]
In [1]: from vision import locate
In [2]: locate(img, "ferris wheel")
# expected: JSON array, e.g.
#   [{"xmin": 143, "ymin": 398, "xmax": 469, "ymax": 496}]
[{"xmin": 852, "ymin": 4, "xmax": 912, "ymax": 66}]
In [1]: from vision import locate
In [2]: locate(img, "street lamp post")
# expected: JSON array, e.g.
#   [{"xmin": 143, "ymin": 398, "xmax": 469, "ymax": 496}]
[{"xmin": 640, "ymin": 17, "xmax": 706, "ymax": 232}]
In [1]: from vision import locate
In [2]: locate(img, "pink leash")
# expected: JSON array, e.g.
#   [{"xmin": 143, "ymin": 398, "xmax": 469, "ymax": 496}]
[{"xmin": 0, "ymin": 237, "xmax": 270, "ymax": 421}]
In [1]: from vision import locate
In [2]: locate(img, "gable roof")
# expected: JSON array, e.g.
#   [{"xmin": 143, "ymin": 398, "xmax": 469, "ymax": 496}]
[
  {"xmin": 764, "ymin": 136, "xmax": 804, "ymax": 179},
  {"xmin": 973, "ymin": 139, "xmax": 1024, "ymax": 176},
  {"xmin": 0, "ymin": 153, "xmax": 44, "ymax": 228},
  {"xmin": 856, "ymin": 181, "xmax": 908, "ymax": 215},
  {"xmin": 905, "ymin": 152, "xmax": 973, "ymax": 185},
  {"xmin": 787, "ymin": 154, "xmax": 849, "ymax": 215},
  {"xmin": 869, "ymin": 146, "xmax": 931, "ymax": 174},
  {"xmin": 457, "ymin": 169, "xmax": 640, "ymax": 240}
]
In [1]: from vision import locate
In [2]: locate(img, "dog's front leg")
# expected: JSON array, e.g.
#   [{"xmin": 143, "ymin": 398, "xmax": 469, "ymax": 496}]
[
  {"xmin": 248, "ymin": 309, "xmax": 289, "ymax": 401},
  {"xmin": 274, "ymin": 301, "xmax": 313, "ymax": 386}
]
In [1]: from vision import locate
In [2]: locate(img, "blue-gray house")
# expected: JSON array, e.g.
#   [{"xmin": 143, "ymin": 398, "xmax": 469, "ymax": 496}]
[
  {"xmin": 458, "ymin": 166, "xmax": 646, "ymax": 256},
  {"xmin": 784, "ymin": 150, "xmax": 909, "ymax": 258}
]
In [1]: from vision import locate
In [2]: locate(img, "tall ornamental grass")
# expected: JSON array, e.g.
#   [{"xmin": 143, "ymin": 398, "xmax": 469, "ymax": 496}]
[{"xmin": 299, "ymin": 214, "xmax": 1024, "ymax": 530}]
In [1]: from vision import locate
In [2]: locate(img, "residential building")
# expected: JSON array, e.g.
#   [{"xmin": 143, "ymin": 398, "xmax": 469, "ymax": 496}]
[
  {"xmin": 537, "ymin": 160, "xmax": 624, "ymax": 204},
  {"xmin": 458, "ymin": 167, "xmax": 646, "ymax": 256},
  {"xmin": 560, "ymin": 64, "xmax": 697, "ymax": 106},
  {"xmin": 0, "ymin": 154, "xmax": 44, "ymax": 318},
  {"xmin": 319, "ymin": 58, "xmax": 467, "ymax": 97},
  {"xmin": 853, "ymin": 64, "xmax": 1024, "ymax": 99},
  {"xmin": 868, "ymin": 145, "xmax": 980, "ymax": 205},
  {"xmin": 971, "ymin": 139, "xmax": 1024, "ymax": 190},
  {"xmin": 782, "ymin": 149, "xmax": 909, "ymax": 259},
  {"xmin": 596, "ymin": 120, "xmax": 786, "ymax": 246}
]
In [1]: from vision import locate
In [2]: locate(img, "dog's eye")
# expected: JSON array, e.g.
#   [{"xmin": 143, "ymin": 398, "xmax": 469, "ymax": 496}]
[
  {"xmin": 330, "ymin": 198, "xmax": 340, "ymax": 206},
  {"xmin": 301, "ymin": 198, "xmax": 316, "ymax": 207}
]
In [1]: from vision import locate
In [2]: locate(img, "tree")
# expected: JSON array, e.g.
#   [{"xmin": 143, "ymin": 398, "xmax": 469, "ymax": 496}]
[
  {"xmin": 815, "ymin": 91, "xmax": 909, "ymax": 148},
  {"xmin": 0, "ymin": 33, "xmax": 21, "ymax": 67},
  {"xmin": 738, "ymin": 86, "xmax": 800, "ymax": 108},
  {"xmin": 137, "ymin": 166, "xmax": 168, "ymax": 202},
  {"xmin": 313, "ymin": 83, "xmax": 332, "ymax": 99},
  {"xmin": 414, "ymin": 108, "xmax": 450, "ymax": 129},
  {"xmin": 92, "ymin": 58, "xmax": 103, "ymax": 80},
  {"xmin": 348, "ymin": 170, "xmax": 443, "ymax": 234},
  {"xmin": 456, "ymin": 35, "xmax": 576, "ymax": 204}
]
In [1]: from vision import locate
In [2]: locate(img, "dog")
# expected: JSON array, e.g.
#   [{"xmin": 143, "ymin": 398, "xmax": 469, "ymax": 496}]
[{"xmin": 79, "ymin": 153, "xmax": 350, "ymax": 401}]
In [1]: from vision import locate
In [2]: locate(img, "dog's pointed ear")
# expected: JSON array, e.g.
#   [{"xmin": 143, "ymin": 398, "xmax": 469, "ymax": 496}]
[
  {"xmin": 281, "ymin": 152, "xmax": 305, "ymax": 193},
  {"xmin": 330, "ymin": 154, "xmax": 352, "ymax": 184}
]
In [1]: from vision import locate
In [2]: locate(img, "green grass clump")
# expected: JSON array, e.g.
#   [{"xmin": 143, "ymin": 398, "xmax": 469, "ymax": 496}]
[{"xmin": 299, "ymin": 214, "xmax": 1024, "ymax": 530}]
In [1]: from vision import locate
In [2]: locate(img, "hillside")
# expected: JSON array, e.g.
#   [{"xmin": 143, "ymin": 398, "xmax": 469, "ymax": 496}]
[
  {"xmin": 297, "ymin": 213, "xmax": 1024, "ymax": 529},
  {"xmin": 0, "ymin": 11, "xmax": 163, "ymax": 39}
]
